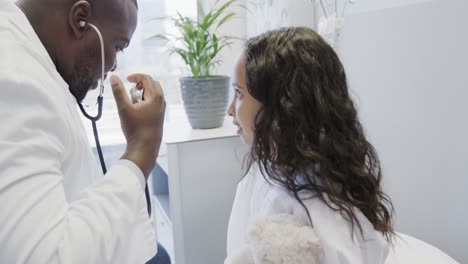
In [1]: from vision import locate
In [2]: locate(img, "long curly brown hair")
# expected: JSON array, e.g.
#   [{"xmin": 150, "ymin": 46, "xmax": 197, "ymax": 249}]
[{"xmin": 244, "ymin": 27, "xmax": 394, "ymax": 240}]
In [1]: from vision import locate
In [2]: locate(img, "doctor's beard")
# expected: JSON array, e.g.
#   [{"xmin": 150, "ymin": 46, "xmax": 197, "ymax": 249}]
[{"xmin": 67, "ymin": 46, "xmax": 101, "ymax": 103}]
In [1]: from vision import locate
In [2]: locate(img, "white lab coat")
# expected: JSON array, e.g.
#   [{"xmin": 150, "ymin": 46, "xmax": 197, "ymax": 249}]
[
  {"xmin": 0, "ymin": 1, "xmax": 157, "ymax": 263},
  {"xmin": 225, "ymin": 165, "xmax": 389, "ymax": 264}
]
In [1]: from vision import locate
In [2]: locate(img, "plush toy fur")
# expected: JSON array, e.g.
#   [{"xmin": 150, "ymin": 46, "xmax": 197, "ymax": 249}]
[{"xmin": 225, "ymin": 215, "xmax": 323, "ymax": 264}]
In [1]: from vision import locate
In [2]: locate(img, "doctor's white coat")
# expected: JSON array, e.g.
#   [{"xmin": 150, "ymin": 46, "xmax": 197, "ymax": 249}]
[{"xmin": 0, "ymin": 1, "xmax": 157, "ymax": 263}]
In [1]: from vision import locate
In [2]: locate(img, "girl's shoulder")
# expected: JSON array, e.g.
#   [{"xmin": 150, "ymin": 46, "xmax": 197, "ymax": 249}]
[{"xmin": 237, "ymin": 166, "xmax": 389, "ymax": 264}]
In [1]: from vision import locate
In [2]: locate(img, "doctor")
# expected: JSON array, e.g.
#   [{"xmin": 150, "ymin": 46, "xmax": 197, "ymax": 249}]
[{"xmin": 0, "ymin": 0, "xmax": 167, "ymax": 263}]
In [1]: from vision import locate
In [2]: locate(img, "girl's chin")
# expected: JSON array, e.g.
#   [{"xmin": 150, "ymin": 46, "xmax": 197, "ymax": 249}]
[{"xmin": 239, "ymin": 133, "xmax": 253, "ymax": 146}]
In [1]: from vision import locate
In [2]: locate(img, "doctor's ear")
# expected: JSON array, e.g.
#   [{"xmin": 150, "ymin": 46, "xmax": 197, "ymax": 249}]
[{"xmin": 69, "ymin": 0, "xmax": 92, "ymax": 39}]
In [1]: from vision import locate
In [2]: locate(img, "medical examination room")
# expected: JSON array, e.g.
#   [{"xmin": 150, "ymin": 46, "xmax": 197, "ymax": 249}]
[{"xmin": 0, "ymin": 0, "xmax": 467, "ymax": 263}]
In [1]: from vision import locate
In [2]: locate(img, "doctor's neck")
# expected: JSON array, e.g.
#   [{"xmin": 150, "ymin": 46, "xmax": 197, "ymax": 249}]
[{"xmin": 16, "ymin": 0, "xmax": 71, "ymax": 71}]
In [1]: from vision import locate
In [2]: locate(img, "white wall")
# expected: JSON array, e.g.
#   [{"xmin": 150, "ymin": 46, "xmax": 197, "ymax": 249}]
[
  {"xmin": 346, "ymin": 0, "xmax": 433, "ymax": 14},
  {"xmin": 202, "ymin": 0, "xmax": 317, "ymax": 80},
  {"xmin": 340, "ymin": 0, "xmax": 468, "ymax": 262},
  {"xmin": 200, "ymin": 0, "xmax": 247, "ymax": 79},
  {"xmin": 246, "ymin": 0, "xmax": 316, "ymax": 38},
  {"xmin": 203, "ymin": 0, "xmax": 317, "ymax": 78}
]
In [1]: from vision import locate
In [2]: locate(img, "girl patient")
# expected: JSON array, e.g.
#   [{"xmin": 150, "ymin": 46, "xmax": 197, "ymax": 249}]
[{"xmin": 225, "ymin": 27, "xmax": 394, "ymax": 264}]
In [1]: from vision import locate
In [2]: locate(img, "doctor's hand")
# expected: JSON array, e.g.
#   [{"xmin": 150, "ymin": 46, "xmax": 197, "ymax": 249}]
[{"xmin": 110, "ymin": 74, "xmax": 166, "ymax": 179}]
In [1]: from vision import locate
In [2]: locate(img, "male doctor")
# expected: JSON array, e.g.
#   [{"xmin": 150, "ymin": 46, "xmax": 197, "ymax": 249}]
[{"xmin": 0, "ymin": 0, "xmax": 168, "ymax": 263}]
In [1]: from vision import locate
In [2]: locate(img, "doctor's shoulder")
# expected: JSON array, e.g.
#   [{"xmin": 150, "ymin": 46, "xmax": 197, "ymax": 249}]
[
  {"xmin": 0, "ymin": 38, "xmax": 70, "ymax": 133},
  {"xmin": 0, "ymin": 40, "xmax": 62, "ymax": 94}
]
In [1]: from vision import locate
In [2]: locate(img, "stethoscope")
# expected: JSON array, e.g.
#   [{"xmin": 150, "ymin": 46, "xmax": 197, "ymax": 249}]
[{"xmin": 77, "ymin": 20, "xmax": 152, "ymax": 216}]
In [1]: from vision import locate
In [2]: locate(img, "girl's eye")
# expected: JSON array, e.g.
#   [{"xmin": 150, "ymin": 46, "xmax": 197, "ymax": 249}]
[
  {"xmin": 235, "ymin": 88, "xmax": 241, "ymax": 97},
  {"xmin": 115, "ymin": 46, "xmax": 124, "ymax": 53}
]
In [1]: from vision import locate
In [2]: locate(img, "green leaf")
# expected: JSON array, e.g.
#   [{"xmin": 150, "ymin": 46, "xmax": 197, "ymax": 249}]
[
  {"xmin": 216, "ymin": 12, "xmax": 236, "ymax": 29},
  {"xmin": 146, "ymin": 16, "xmax": 169, "ymax": 22},
  {"xmin": 148, "ymin": 34, "xmax": 170, "ymax": 41},
  {"xmin": 197, "ymin": 0, "xmax": 205, "ymax": 19},
  {"xmin": 206, "ymin": 0, "xmax": 237, "ymax": 27},
  {"xmin": 147, "ymin": 0, "xmax": 245, "ymax": 77}
]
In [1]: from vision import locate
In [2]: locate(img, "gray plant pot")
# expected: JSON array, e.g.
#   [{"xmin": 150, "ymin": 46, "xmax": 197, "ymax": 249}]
[{"xmin": 180, "ymin": 76, "xmax": 230, "ymax": 129}]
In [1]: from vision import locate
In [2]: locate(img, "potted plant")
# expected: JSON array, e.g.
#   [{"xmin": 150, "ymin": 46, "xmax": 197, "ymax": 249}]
[{"xmin": 151, "ymin": 0, "xmax": 244, "ymax": 129}]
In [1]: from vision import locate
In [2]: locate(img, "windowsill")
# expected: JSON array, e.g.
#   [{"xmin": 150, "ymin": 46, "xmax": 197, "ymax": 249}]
[
  {"xmin": 163, "ymin": 118, "xmax": 238, "ymax": 144},
  {"xmin": 85, "ymin": 104, "xmax": 238, "ymax": 154},
  {"xmin": 84, "ymin": 104, "xmax": 188, "ymax": 148}
]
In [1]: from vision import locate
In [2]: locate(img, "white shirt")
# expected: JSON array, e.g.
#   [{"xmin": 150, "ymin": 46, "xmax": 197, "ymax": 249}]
[
  {"xmin": 226, "ymin": 166, "xmax": 389, "ymax": 263},
  {"xmin": 0, "ymin": 1, "xmax": 156, "ymax": 263}
]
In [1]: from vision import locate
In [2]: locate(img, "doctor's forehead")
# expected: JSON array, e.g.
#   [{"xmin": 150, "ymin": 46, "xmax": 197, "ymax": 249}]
[
  {"xmin": 95, "ymin": 0, "xmax": 138, "ymax": 21},
  {"xmin": 101, "ymin": 0, "xmax": 138, "ymax": 36},
  {"xmin": 93, "ymin": 0, "xmax": 138, "ymax": 8}
]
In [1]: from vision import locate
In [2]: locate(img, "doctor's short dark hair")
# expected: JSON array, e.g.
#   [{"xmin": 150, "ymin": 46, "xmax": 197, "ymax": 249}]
[{"xmin": 243, "ymin": 27, "xmax": 394, "ymax": 240}]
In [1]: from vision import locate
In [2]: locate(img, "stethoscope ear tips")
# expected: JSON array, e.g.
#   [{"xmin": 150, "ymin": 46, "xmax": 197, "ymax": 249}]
[{"xmin": 79, "ymin": 20, "xmax": 86, "ymax": 28}]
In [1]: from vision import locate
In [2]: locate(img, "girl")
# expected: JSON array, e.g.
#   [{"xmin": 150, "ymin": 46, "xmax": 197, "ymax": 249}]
[{"xmin": 225, "ymin": 27, "xmax": 394, "ymax": 264}]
